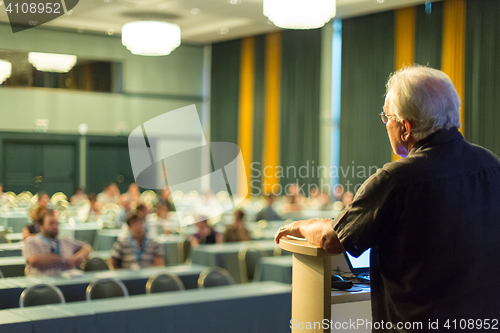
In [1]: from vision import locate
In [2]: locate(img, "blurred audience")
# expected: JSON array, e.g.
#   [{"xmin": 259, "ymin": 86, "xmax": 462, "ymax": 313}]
[
  {"xmin": 23, "ymin": 209, "xmax": 92, "ymax": 276},
  {"xmin": 190, "ymin": 218, "xmax": 222, "ymax": 248},
  {"xmin": 342, "ymin": 191, "xmax": 354, "ymax": 208},
  {"xmin": 223, "ymin": 209, "xmax": 251, "ymax": 242},
  {"xmin": 157, "ymin": 187, "xmax": 175, "ymax": 211},
  {"xmin": 123, "ymin": 183, "xmax": 141, "ymax": 208},
  {"xmin": 333, "ymin": 185, "xmax": 344, "ymax": 202},
  {"xmin": 117, "ymin": 195, "xmax": 132, "ymax": 225},
  {"xmin": 86, "ymin": 193, "xmax": 101, "ymax": 222},
  {"xmin": 22, "ymin": 192, "xmax": 53, "ymax": 238},
  {"xmin": 22, "ymin": 205, "xmax": 47, "ymax": 240},
  {"xmin": 70, "ymin": 187, "xmax": 87, "ymax": 205},
  {"xmin": 282, "ymin": 184, "xmax": 303, "ymax": 212},
  {"xmin": 0, "ymin": 183, "xmax": 5, "ymax": 206},
  {"xmin": 306, "ymin": 186, "xmax": 331, "ymax": 210},
  {"xmin": 97, "ymin": 183, "xmax": 120, "ymax": 205},
  {"xmin": 118, "ymin": 203, "xmax": 156, "ymax": 240},
  {"xmin": 150, "ymin": 203, "xmax": 177, "ymax": 235},
  {"xmin": 135, "ymin": 203, "xmax": 150, "ymax": 223},
  {"xmin": 110, "ymin": 214, "xmax": 164, "ymax": 269},
  {"xmin": 36, "ymin": 191, "xmax": 50, "ymax": 208},
  {"xmin": 255, "ymin": 194, "xmax": 281, "ymax": 221}
]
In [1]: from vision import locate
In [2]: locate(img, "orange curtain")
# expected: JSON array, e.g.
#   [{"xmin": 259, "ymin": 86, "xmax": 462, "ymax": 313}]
[
  {"xmin": 393, "ymin": 6, "xmax": 416, "ymax": 161},
  {"xmin": 441, "ymin": 0, "xmax": 466, "ymax": 135},
  {"xmin": 237, "ymin": 37, "xmax": 255, "ymax": 198},
  {"xmin": 262, "ymin": 32, "xmax": 282, "ymax": 195}
]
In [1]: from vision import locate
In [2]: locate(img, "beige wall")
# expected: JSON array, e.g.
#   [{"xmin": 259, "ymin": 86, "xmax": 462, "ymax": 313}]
[{"xmin": 0, "ymin": 25, "xmax": 205, "ymax": 135}]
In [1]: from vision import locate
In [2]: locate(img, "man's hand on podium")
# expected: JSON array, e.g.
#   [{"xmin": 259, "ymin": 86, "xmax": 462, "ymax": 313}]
[{"xmin": 274, "ymin": 219, "xmax": 345, "ymax": 254}]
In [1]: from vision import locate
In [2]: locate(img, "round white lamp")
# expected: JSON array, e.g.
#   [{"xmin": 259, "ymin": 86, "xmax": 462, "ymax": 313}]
[
  {"xmin": 122, "ymin": 21, "xmax": 181, "ymax": 56},
  {"xmin": 263, "ymin": 0, "xmax": 336, "ymax": 29}
]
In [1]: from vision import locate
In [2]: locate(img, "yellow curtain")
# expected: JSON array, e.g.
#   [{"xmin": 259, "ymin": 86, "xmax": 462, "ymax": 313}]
[
  {"xmin": 262, "ymin": 32, "xmax": 282, "ymax": 195},
  {"xmin": 393, "ymin": 6, "xmax": 416, "ymax": 161},
  {"xmin": 441, "ymin": 0, "xmax": 466, "ymax": 135},
  {"xmin": 237, "ymin": 37, "xmax": 255, "ymax": 198}
]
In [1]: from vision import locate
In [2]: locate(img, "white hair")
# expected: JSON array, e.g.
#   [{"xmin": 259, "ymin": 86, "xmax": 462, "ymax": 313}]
[{"xmin": 385, "ymin": 65, "xmax": 461, "ymax": 141}]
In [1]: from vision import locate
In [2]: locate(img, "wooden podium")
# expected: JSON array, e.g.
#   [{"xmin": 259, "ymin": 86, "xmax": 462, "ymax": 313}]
[{"xmin": 279, "ymin": 238, "xmax": 334, "ymax": 332}]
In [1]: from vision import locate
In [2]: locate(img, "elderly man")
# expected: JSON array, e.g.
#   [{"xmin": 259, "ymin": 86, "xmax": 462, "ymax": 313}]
[
  {"xmin": 23, "ymin": 209, "xmax": 92, "ymax": 276},
  {"xmin": 276, "ymin": 66, "xmax": 500, "ymax": 331}
]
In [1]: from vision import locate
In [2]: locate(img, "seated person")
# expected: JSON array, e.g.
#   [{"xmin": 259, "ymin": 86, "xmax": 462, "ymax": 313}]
[
  {"xmin": 150, "ymin": 203, "xmax": 178, "ymax": 235},
  {"xmin": 190, "ymin": 217, "xmax": 223, "ymax": 248},
  {"xmin": 22, "ymin": 205, "xmax": 47, "ymax": 240},
  {"xmin": 306, "ymin": 186, "xmax": 331, "ymax": 210},
  {"xmin": 136, "ymin": 203, "xmax": 149, "ymax": 222},
  {"xmin": 35, "ymin": 191, "xmax": 50, "ymax": 208},
  {"xmin": 110, "ymin": 214, "xmax": 164, "ymax": 269},
  {"xmin": 117, "ymin": 195, "xmax": 132, "ymax": 226},
  {"xmin": 341, "ymin": 191, "xmax": 354, "ymax": 208},
  {"xmin": 97, "ymin": 183, "xmax": 120, "ymax": 205},
  {"xmin": 282, "ymin": 183, "xmax": 304, "ymax": 212},
  {"xmin": 86, "ymin": 193, "xmax": 102, "ymax": 222},
  {"xmin": 255, "ymin": 194, "xmax": 281, "ymax": 221},
  {"xmin": 70, "ymin": 187, "xmax": 87, "ymax": 205},
  {"xmin": 283, "ymin": 196, "xmax": 302, "ymax": 212},
  {"xmin": 123, "ymin": 183, "xmax": 141, "ymax": 208},
  {"xmin": 0, "ymin": 183, "xmax": 5, "ymax": 206},
  {"xmin": 117, "ymin": 203, "xmax": 156, "ymax": 240},
  {"xmin": 157, "ymin": 187, "xmax": 175, "ymax": 211},
  {"xmin": 23, "ymin": 209, "xmax": 92, "ymax": 277},
  {"xmin": 223, "ymin": 209, "xmax": 251, "ymax": 242}
]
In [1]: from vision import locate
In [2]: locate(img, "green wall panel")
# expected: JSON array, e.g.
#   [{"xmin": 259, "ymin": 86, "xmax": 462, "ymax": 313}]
[
  {"xmin": 339, "ymin": 11, "xmax": 394, "ymax": 192},
  {"xmin": 464, "ymin": 0, "xmax": 500, "ymax": 157},
  {"xmin": 279, "ymin": 29, "xmax": 322, "ymax": 194}
]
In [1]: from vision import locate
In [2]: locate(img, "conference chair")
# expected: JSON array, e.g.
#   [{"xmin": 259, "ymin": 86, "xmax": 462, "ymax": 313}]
[
  {"xmin": 197, "ymin": 267, "xmax": 235, "ymax": 289},
  {"xmin": 86, "ymin": 278, "xmax": 129, "ymax": 301},
  {"xmin": 100, "ymin": 203, "xmax": 121, "ymax": 226},
  {"xmin": 0, "ymin": 269, "xmax": 4, "ymax": 278},
  {"xmin": 180, "ymin": 237, "xmax": 191, "ymax": 263},
  {"xmin": 50, "ymin": 192, "xmax": 68, "ymax": 206},
  {"xmin": 139, "ymin": 190, "xmax": 157, "ymax": 206},
  {"xmin": 238, "ymin": 246, "xmax": 267, "ymax": 283},
  {"xmin": 0, "ymin": 235, "xmax": 10, "ymax": 244},
  {"xmin": 145, "ymin": 273, "xmax": 185, "ymax": 294},
  {"xmin": 19, "ymin": 284, "xmax": 65, "ymax": 308},
  {"xmin": 83, "ymin": 258, "xmax": 110, "ymax": 272}
]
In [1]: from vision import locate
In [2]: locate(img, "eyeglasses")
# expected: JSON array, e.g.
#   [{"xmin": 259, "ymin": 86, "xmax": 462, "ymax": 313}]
[{"xmin": 379, "ymin": 111, "xmax": 398, "ymax": 124}]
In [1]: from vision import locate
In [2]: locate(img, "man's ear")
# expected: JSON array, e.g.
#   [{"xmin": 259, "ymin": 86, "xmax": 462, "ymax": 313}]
[{"xmin": 400, "ymin": 119, "xmax": 412, "ymax": 142}]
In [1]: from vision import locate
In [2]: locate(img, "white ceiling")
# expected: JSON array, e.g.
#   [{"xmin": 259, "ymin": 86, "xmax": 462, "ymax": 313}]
[{"xmin": 0, "ymin": 0, "xmax": 440, "ymax": 44}]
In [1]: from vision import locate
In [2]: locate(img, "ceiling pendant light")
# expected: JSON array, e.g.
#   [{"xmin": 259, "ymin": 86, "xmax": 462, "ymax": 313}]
[
  {"xmin": 0, "ymin": 60, "xmax": 12, "ymax": 84},
  {"xmin": 263, "ymin": 0, "xmax": 336, "ymax": 30},
  {"xmin": 121, "ymin": 21, "xmax": 181, "ymax": 56},
  {"xmin": 28, "ymin": 52, "xmax": 77, "ymax": 73}
]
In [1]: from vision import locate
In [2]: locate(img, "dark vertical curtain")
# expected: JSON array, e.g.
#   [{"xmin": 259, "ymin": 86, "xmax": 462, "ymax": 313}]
[
  {"xmin": 339, "ymin": 11, "xmax": 394, "ymax": 192},
  {"xmin": 464, "ymin": 0, "xmax": 500, "ymax": 156},
  {"xmin": 415, "ymin": 2, "xmax": 443, "ymax": 69},
  {"xmin": 251, "ymin": 35, "xmax": 266, "ymax": 195},
  {"xmin": 210, "ymin": 40, "xmax": 241, "ymax": 144},
  {"xmin": 280, "ymin": 29, "xmax": 322, "ymax": 194}
]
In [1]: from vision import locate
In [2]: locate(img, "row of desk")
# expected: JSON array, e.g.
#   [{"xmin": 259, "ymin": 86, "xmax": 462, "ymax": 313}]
[
  {"xmin": 0, "ymin": 265, "xmax": 206, "ymax": 309},
  {"xmin": 191, "ymin": 240, "xmax": 289, "ymax": 283},
  {"xmin": 0, "ymin": 238, "xmax": 290, "ymax": 281},
  {"xmin": 0, "ymin": 281, "xmax": 292, "ymax": 333},
  {"xmin": 0, "ymin": 214, "xmax": 29, "ymax": 234},
  {"xmin": 0, "ymin": 255, "xmax": 293, "ymax": 310}
]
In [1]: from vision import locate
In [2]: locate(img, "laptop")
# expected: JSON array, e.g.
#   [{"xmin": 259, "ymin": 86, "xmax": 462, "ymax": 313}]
[{"xmin": 344, "ymin": 249, "xmax": 371, "ymax": 282}]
